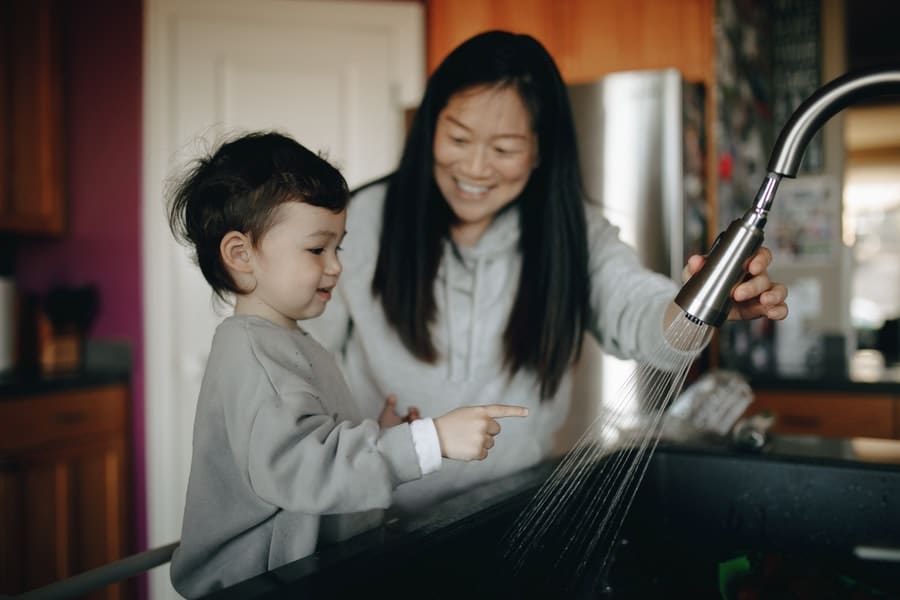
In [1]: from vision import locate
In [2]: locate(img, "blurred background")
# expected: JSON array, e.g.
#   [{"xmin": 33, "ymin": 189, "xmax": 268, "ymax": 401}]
[{"xmin": 1, "ymin": 0, "xmax": 899, "ymax": 598}]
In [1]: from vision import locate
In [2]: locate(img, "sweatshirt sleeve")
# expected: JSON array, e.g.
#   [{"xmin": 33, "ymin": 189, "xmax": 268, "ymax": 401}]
[
  {"xmin": 585, "ymin": 204, "xmax": 681, "ymax": 366},
  {"xmin": 246, "ymin": 386, "xmax": 422, "ymax": 514}
]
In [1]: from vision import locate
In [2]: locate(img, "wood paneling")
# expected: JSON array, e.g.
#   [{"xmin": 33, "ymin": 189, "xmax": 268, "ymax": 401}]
[
  {"xmin": 0, "ymin": 385, "xmax": 132, "ymax": 598},
  {"xmin": 426, "ymin": 0, "xmax": 713, "ymax": 84},
  {"xmin": 0, "ymin": 0, "xmax": 65, "ymax": 235},
  {"xmin": 747, "ymin": 390, "xmax": 897, "ymax": 439}
]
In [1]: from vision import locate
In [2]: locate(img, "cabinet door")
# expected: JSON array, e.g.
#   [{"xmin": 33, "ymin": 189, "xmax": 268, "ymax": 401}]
[
  {"xmin": 0, "ymin": 1, "xmax": 9, "ymax": 222},
  {"xmin": 0, "ymin": 458, "xmax": 23, "ymax": 592},
  {"xmin": 0, "ymin": 436, "xmax": 131, "ymax": 599},
  {"xmin": 747, "ymin": 390, "xmax": 896, "ymax": 439},
  {"xmin": 0, "ymin": 0, "xmax": 65, "ymax": 235},
  {"xmin": 426, "ymin": 0, "xmax": 713, "ymax": 83},
  {"xmin": 0, "ymin": 385, "xmax": 131, "ymax": 598}
]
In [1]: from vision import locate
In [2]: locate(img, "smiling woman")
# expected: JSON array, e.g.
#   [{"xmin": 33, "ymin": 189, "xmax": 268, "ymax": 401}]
[{"xmin": 304, "ymin": 30, "xmax": 787, "ymax": 521}]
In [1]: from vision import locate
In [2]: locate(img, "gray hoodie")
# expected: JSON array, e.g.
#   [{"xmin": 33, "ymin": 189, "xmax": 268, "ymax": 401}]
[{"xmin": 307, "ymin": 181, "xmax": 680, "ymax": 514}]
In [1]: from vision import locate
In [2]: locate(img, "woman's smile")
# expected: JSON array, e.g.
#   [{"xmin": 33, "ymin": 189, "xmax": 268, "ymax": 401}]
[{"xmin": 454, "ymin": 178, "xmax": 493, "ymax": 198}]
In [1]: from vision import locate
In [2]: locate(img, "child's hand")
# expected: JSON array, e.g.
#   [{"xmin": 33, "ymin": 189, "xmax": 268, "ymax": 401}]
[
  {"xmin": 378, "ymin": 394, "xmax": 421, "ymax": 428},
  {"xmin": 433, "ymin": 405, "xmax": 528, "ymax": 461}
]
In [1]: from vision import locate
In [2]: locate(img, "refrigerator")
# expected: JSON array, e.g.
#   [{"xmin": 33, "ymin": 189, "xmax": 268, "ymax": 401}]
[{"xmin": 553, "ymin": 69, "xmax": 707, "ymax": 454}]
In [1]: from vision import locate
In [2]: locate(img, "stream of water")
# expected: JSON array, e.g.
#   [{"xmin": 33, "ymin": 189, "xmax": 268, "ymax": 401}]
[{"xmin": 502, "ymin": 310, "xmax": 714, "ymax": 593}]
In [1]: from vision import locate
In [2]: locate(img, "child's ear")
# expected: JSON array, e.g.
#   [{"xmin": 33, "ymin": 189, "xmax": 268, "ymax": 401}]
[{"xmin": 221, "ymin": 231, "xmax": 253, "ymax": 273}]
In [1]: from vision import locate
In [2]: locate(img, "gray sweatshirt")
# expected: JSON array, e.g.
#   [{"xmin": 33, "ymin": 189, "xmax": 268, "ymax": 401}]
[
  {"xmin": 170, "ymin": 315, "xmax": 422, "ymax": 597},
  {"xmin": 306, "ymin": 182, "xmax": 681, "ymax": 515}
]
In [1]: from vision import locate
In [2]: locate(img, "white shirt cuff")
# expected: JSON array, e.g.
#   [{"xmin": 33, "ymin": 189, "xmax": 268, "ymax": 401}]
[{"xmin": 409, "ymin": 418, "xmax": 442, "ymax": 476}]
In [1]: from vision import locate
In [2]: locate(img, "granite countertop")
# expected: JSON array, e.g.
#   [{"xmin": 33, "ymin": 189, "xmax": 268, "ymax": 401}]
[
  {"xmin": 0, "ymin": 365, "xmax": 130, "ymax": 397},
  {"xmin": 0, "ymin": 339, "xmax": 132, "ymax": 398},
  {"xmin": 204, "ymin": 434, "xmax": 900, "ymax": 599},
  {"xmin": 739, "ymin": 350, "xmax": 900, "ymax": 394},
  {"xmin": 745, "ymin": 370, "xmax": 900, "ymax": 394}
]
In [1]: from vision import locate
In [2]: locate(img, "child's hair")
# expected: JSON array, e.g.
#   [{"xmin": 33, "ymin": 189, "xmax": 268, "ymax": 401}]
[{"xmin": 167, "ymin": 131, "xmax": 349, "ymax": 299}]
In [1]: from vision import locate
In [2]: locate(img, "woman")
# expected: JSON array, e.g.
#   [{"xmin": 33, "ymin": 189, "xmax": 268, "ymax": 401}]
[{"xmin": 308, "ymin": 30, "xmax": 788, "ymax": 513}]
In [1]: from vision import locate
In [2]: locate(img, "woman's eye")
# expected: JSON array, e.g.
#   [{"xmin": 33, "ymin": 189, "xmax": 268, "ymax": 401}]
[{"xmin": 450, "ymin": 136, "xmax": 467, "ymax": 144}]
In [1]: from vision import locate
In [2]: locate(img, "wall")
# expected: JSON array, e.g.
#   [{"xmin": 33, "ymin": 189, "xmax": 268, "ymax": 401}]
[{"xmin": 14, "ymin": 0, "xmax": 146, "ymax": 558}]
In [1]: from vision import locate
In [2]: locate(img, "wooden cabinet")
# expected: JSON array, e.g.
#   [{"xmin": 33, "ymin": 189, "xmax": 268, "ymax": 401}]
[
  {"xmin": 426, "ymin": 0, "xmax": 713, "ymax": 84},
  {"xmin": 0, "ymin": 385, "xmax": 132, "ymax": 598},
  {"xmin": 746, "ymin": 389, "xmax": 898, "ymax": 440},
  {"xmin": 0, "ymin": 0, "xmax": 66, "ymax": 235}
]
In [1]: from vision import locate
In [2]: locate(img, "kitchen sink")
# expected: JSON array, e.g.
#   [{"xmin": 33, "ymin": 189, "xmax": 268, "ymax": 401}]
[{"xmin": 209, "ymin": 437, "xmax": 900, "ymax": 599}]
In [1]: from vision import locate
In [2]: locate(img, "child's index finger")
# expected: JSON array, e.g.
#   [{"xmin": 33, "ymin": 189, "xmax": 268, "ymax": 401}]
[{"xmin": 482, "ymin": 405, "xmax": 529, "ymax": 418}]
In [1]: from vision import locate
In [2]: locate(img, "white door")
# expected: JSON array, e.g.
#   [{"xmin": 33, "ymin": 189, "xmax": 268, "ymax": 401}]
[{"xmin": 142, "ymin": 1, "xmax": 424, "ymax": 596}]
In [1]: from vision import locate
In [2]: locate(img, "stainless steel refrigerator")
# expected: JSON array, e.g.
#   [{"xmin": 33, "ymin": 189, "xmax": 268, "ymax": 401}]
[{"xmin": 553, "ymin": 69, "xmax": 707, "ymax": 454}]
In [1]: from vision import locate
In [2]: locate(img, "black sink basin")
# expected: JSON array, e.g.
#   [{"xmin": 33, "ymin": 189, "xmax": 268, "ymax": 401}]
[{"xmin": 208, "ymin": 438, "xmax": 900, "ymax": 599}]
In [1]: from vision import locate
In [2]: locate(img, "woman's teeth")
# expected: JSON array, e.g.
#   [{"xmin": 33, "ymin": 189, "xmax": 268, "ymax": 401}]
[{"xmin": 457, "ymin": 180, "xmax": 489, "ymax": 195}]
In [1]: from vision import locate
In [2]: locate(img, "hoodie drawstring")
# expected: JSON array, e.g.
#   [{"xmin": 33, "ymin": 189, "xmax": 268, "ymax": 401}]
[
  {"xmin": 465, "ymin": 258, "xmax": 483, "ymax": 381},
  {"xmin": 443, "ymin": 258, "xmax": 456, "ymax": 381}
]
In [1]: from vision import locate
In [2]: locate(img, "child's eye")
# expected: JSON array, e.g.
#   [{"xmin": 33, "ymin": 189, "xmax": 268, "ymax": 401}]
[
  {"xmin": 309, "ymin": 248, "xmax": 325, "ymax": 255},
  {"xmin": 336, "ymin": 245, "xmax": 344, "ymax": 253}
]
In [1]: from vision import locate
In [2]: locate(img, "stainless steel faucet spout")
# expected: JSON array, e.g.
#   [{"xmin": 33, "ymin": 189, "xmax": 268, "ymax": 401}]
[{"xmin": 768, "ymin": 66, "xmax": 900, "ymax": 178}]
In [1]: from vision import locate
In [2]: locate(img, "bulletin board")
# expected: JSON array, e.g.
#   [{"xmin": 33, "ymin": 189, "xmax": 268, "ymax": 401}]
[{"xmin": 771, "ymin": 0, "xmax": 822, "ymax": 173}]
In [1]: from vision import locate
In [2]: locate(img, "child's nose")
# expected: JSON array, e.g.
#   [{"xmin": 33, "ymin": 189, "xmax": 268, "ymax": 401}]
[{"xmin": 326, "ymin": 251, "xmax": 342, "ymax": 276}]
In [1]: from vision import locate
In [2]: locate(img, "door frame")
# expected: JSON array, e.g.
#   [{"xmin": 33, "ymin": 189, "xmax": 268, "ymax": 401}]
[{"xmin": 142, "ymin": 0, "xmax": 424, "ymax": 595}]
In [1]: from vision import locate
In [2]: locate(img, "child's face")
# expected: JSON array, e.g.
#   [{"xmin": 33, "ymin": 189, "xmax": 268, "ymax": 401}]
[{"xmin": 237, "ymin": 202, "xmax": 346, "ymax": 328}]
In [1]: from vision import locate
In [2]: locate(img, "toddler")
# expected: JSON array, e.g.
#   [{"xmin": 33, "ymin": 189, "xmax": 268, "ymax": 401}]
[{"xmin": 166, "ymin": 131, "xmax": 527, "ymax": 597}]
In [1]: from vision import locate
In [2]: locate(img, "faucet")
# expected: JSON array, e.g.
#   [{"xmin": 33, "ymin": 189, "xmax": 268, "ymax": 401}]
[{"xmin": 675, "ymin": 66, "xmax": 900, "ymax": 327}]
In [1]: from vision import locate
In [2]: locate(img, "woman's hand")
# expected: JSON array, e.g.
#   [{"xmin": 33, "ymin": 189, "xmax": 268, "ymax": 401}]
[
  {"xmin": 684, "ymin": 246, "xmax": 789, "ymax": 321},
  {"xmin": 377, "ymin": 394, "xmax": 421, "ymax": 429},
  {"xmin": 433, "ymin": 405, "xmax": 528, "ymax": 461}
]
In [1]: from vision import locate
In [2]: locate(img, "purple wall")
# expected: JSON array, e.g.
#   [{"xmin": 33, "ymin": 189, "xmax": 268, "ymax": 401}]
[{"xmin": 15, "ymin": 0, "xmax": 146, "ymax": 560}]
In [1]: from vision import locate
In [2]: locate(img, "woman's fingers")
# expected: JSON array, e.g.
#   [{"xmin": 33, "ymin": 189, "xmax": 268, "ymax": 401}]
[{"xmin": 734, "ymin": 272, "xmax": 772, "ymax": 302}]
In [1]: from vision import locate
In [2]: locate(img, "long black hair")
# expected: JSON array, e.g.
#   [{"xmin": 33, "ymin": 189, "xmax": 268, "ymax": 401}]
[{"xmin": 371, "ymin": 31, "xmax": 591, "ymax": 399}]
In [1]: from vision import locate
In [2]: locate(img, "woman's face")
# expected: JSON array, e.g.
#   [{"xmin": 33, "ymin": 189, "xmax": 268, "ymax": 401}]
[{"xmin": 433, "ymin": 85, "xmax": 538, "ymax": 246}]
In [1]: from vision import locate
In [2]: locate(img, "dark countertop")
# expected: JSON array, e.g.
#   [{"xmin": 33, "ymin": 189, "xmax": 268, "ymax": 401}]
[
  {"xmin": 205, "ymin": 434, "xmax": 900, "ymax": 599},
  {"xmin": 745, "ymin": 370, "xmax": 900, "ymax": 394},
  {"xmin": 0, "ymin": 366, "xmax": 130, "ymax": 398},
  {"xmin": 0, "ymin": 339, "xmax": 132, "ymax": 398}
]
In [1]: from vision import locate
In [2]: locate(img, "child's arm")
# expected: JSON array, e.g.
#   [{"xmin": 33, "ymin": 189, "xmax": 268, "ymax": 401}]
[
  {"xmin": 433, "ymin": 405, "xmax": 528, "ymax": 461},
  {"xmin": 245, "ymin": 392, "xmax": 528, "ymax": 515},
  {"xmin": 246, "ymin": 388, "xmax": 421, "ymax": 515}
]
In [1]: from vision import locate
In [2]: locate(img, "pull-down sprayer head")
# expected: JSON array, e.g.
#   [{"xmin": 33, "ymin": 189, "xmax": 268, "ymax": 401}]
[{"xmin": 675, "ymin": 66, "xmax": 900, "ymax": 327}]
